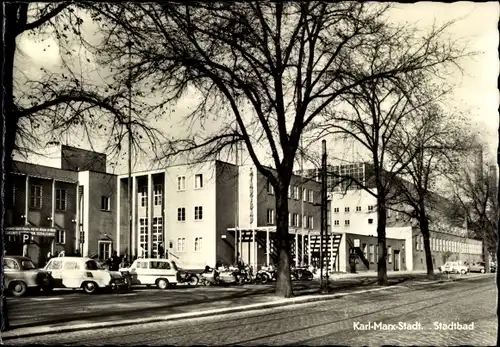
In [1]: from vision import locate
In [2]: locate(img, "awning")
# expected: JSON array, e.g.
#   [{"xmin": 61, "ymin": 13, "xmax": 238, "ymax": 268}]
[{"xmin": 5, "ymin": 226, "xmax": 57, "ymax": 237}]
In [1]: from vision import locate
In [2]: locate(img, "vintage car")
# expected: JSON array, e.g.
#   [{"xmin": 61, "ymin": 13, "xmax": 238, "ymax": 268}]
[
  {"xmin": 3, "ymin": 256, "xmax": 50, "ymax": 297},
  {"xmin": 41, "ymin": 257, "xmax": 128, "ymax": 294},
  {"xmin": 438, "ymin": 261, "xmax": 469, "ymax": 274},
  {"xmin": 469, "ymin": 262, "xmax": 486, "ymax": 273},
  {"xmin": 120, "ymin": 258, "xmax": 179, "ymax": 289}
]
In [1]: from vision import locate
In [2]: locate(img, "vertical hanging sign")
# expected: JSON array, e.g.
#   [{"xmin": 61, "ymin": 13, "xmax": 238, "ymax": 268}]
[{"xmin": 249, "ymin": 168, "xmax": 254, "ymax": 226}]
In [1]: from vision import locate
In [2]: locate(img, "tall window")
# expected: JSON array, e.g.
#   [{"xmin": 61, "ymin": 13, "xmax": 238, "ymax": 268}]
[
  {"xmin": 194, "ymin": 206, "xmax": 203, "ymax": 220},
  {"xmin": 368, "ymin": 205, "xmax": 374, "ymax": 211},
  {"xmin": 345, "ymin": 220, "xmax": 350, "ymax": 226},
  {"xmin": 194, "ymin": 237, "xmax": 203, "ymax": 252},
  {"xmin": 303, "ymin": 215, "xmax": 308, "ymax": 228},
  {"xmin": 55, "ymin": 188, "xmax": 67, "ymax": 211},
  {"xmin": 177, "ymin": 207, "xmax": 186, "ymax": 221},
  {"xmin": 302, "ymin": 188, "xmax": 307, "ymax": 202},
  {"xmin": 101, "ymin": 196, "xmax": 110, "ymax": 211},
  {"xmin": 56, "ymin": 230, "xmax": 66, "ymax": 244},
  {"xmin": 267, "ymin": 209, "xmax": 275, "ymax": 224},
  {"xmin": 98, "ymin": 241, "xmax": 111, "ymax": 261},
  {"xmin": 308, "ymin": 216, "xmax": 314, "ymax": 229},
  {"xmin": 152, "ymin": 217, "xmax": 163, "ymax": 256},
  {"xmin": 195, "ymin": 174, "xmax": 203, "ymax": 189},
  {"xmin": 308, "ymin": 190, "xmax": 314, "ymax": 203},
  {"xmin": 388, "ymin": 246, "xmax": 392, "ymax": 264},
  {"xmin": 293, "ymin": 186, "xmax": 299, "ymax": 200},
  {"xmin": 334, "ymin": 220, "xmax": 340, "ymax": 226},
  {"xmin": 287, "ymin": 186, "xmax": 292, "ymax": 198},
  {"xmin": 293, "ymin": 213, "xmax": 299, "ymax": 227},
  {"xmin": 267, "ymin": 181, "xmax": 274, "ymax": 195},
  {"xmin": 333, "ymin": 207, "xmax": 339, "ymax": 213},
  {"xmin": 154, "ymin": 184, "xmax": 162, "ymax": 206},
  {"xmin": 177, "ymin": 176, "xmax": 186, "ymax": 191},
  {"xmin": 177, "ymin": 238, "xmax": 186, "ymax": 252},
  {"xmin": 369, "ymin": 244, "xmax": 375, "ymax": 263},
  {"xmin": 139, "ymin": 218, "xmax": 148, "ymax": 257},
  {"xmin": 345, "ymin": 207, "xmax": 350, "ymax": 212},
  {"xmin": 30, "ymin": 185, "xmax": 42, "ymax": 209},
  {"xmin": 356, "ymin": 206, "xmax": 361, "ymax": 212},
  {"xmin": 139, "ymin": 186, "xmax": 148, "ymax": 207}
]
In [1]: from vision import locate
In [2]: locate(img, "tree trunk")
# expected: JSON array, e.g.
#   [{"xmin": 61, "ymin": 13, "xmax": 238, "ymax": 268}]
[
  {"xmin": 274, "ymin": 184, "xmax": 293, "ymax": 298},
  {"xmin": 376, "ymin": 197, "xmax": 388, "ymax": 286},
  {"xmin": 419, "ymin": 205, "xmax": 434, "ymax": 276}
]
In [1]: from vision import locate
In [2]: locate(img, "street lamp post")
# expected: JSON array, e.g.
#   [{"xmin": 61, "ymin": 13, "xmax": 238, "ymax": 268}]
[{"xmin": 320, "ymin": 140, "xmax": 328, "ymax": 293}]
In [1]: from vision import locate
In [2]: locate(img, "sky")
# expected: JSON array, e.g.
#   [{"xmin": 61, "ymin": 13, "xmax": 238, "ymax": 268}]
[{"xmin": 14, "ymin": 2, "xmax": 500, "ymax": 175}]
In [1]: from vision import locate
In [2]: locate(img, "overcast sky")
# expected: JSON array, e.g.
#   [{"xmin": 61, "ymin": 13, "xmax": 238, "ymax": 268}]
[{"xmin": 14, "ymin": 2, "xmax": 499, "ymax": 174}]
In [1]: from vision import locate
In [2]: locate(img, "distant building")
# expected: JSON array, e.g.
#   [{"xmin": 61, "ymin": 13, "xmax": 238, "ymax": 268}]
[{"xmin": 5, "ymin": 146, "xmax": 117, "ymax": 266}]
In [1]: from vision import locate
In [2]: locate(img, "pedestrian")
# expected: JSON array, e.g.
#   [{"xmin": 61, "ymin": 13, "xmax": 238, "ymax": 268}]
[
  {"xmin": 75, "ymin": 249, "xmax": 81, "ymax": 257},
  {"xmin": 108, "ymin": 251, "xmax": 121, "ymax": 271},
  {"xmin": 158, "ymin": 242, "xmax": 164, "ymax": 259},
  {"xmin": 47, "ymin": 250, "xmax": 52, "ymax": 260},
  {"xmin": 58, "ymin": 250, "xmax": 65, "ymax": 257},
  {"xmin": 22, "ymin": 240, "xmax": 29, "ymax": 258}
]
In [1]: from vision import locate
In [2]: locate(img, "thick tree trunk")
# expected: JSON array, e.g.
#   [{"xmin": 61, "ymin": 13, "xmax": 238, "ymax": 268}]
[
  {"xmin": 419, "ymin": 206, "xmax": 434, "ymax": 276},
  {"xmin": 377, "ymin": 198, "xmax": 388, "ymax": 286},
  {"xmin": 275, "ymin": 184, "xmax": 293, "ymax": 298}
]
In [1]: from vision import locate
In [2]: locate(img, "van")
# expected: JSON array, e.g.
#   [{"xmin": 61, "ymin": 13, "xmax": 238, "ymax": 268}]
[{"xmin": 121, "ymin": 258, "xmax": 178, "ymax": 289}]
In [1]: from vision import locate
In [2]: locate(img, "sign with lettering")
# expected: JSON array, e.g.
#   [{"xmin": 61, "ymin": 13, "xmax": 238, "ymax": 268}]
[
  {"xmin": 354, "ymin": 239, "xmax": 360, "ymax": 247},
  {"xmin": 5, "ymin": 227, "xmax": 57, "ymax": 237}
]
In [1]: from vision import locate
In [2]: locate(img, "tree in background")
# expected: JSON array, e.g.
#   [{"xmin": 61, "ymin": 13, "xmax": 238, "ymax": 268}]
[{"xmin": 87, "ymin": 2, "xmax": 471, "ymax": 295}]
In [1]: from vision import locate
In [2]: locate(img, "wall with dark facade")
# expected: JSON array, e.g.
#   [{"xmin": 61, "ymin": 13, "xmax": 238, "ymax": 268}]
[{"xmin": 61, "ymin": 145, "xmax": 107, "ymax": 173}]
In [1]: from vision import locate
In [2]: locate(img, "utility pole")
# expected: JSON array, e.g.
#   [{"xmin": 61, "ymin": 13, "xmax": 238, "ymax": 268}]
[
  {"xmin": 300, "ymin": 136, "xmax": 304, "ymax": 267},
  {"xmin": 320, "ymin": 140, "xmax": 328, "ymax": 293},
  {"xmin": 126, "ymin": 39, "xmax": 133, "ymax": 263}
]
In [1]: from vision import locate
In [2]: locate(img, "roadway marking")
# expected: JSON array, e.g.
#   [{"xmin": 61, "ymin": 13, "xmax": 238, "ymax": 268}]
[{"xmin": 29, "ymin": 297, "xmax": 64, "ymax": 301}]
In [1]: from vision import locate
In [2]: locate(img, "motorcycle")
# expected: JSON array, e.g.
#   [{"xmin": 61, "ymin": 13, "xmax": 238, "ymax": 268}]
[
  {"xmin": 255, "ymin": 266, "xmax": 277, "ymax": 284},
  {"xmin": 291, "ymin": 266, "xmax": 314, "ymax": 281},
  {"xmin": 234, "ymin": 265, "xmax": 256, "ymax": 285},
  {"xmin": 176, "ymin": 269, "xmax": 199, "ymax": 286},
  {"xmin": 199, "ymin": 266, "xmax": 238, "ymax": 286}
]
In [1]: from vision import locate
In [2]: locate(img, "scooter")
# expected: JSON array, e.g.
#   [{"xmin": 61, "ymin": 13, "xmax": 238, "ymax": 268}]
[
  {"xmin": 176, "ymin": 269, "xmax": 199, "ymax": 286},
  {"xmin": 199, "ymin": 266, "xmax": 238, "ymax": 286},
  {"xmin": 234, "ymin": 265, "xmax": 256, "ymax": 285},
  {"xmin": 291, "ymin": 266, "xmax": 314, "ymax": 281},
  {"xmin": 255, "ymin": 266, "xmax": 277, "ymax": 284}
]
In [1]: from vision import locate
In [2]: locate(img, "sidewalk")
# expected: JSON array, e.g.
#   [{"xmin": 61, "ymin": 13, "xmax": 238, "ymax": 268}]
[{"xmin": 1, "ymin": 272, "xmax": 490, "ymax": 340}]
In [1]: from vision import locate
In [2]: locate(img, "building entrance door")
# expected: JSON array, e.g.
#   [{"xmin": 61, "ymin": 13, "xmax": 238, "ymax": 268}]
[{"xmin": 394, "ymin": 250, "xmax": 400, "ymax": 271}]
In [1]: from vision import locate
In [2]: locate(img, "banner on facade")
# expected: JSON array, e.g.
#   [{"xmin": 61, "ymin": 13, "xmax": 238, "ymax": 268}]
[{"xmin": 5, "ymin": 226, "xmax": 57, "ymax": 237}]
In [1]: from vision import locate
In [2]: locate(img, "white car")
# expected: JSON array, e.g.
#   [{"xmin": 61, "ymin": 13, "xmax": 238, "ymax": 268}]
[
  {"xmin": 41, "ymin": 257, "xmax": 128, "ymax": 294},
  {"xmin": 120, "ymin": 258, "xmax": 179, "ymax": 289},
  {"xmin": 439, "ymin": 261, "xmax": 469, "ymax": 275}
]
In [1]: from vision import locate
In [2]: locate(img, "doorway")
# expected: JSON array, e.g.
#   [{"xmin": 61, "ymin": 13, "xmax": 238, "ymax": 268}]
[{"xmin": 394, "ymin": 250, "xmax": 400, "ymax": 271}]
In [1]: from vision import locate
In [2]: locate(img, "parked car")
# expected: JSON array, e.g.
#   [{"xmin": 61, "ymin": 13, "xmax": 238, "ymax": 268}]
[
  {"xmin": 41, "ymin": 257, "xmax": 128, "ymax": 294},
  {"xmin": 120, "ymin": 258, "xmax": 179, "ymax": 289},
  {"xmin": 3, "ymin": 256, "xmax": 51, "ymax": 297},
  {"xmin": 490, "ymin": 262, "xmax": 497, "ymax": 273},
  {"xmin": 469, "ymin": 262, "xmax": 486, "ymax": 273},
  {"xmin": 438, "ymin": 261, "xmax": 469, "ymax": 274}
]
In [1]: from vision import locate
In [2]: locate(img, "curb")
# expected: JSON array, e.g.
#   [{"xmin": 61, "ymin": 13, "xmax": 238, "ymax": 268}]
[{"xmin": 1, "ymin": 273, "xmax": 492, "ymax": 340}]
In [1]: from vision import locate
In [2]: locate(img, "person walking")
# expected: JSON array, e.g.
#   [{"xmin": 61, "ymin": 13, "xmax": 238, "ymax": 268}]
[
  {"xmin": 108, "ymin": 251, "xmax": 121, "ymax": 271},
  {"xmin": 157, "ymin": 242, "xmax": 164, "ymax": 259}
]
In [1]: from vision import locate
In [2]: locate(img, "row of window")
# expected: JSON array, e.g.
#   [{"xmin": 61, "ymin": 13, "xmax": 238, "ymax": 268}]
[
  {"xmin": 416, "ymin": 236, "xmax": 482, "ymax": 254},
  {"xmin": 333, "ymin": 219, "xmax": 374, "ymax": 226},
  {"xmin": 177, "ymin": 174, "xmax": 203, "ymax": 191},
  {"xmin": 362, "ymin": 244, "xmax": 394, "ymax": 264},
  {"xmin": 333, "ymin": 205, "xmax": 375, "ymax": 213},
  {"xmin": 265, "ymin": 209, "xmax": 315, "ymax": 229},
  {"xmin": 176, "ymin": 237, "xmax": 203, "ymax": 252},
  {"xmin": 138, "ymin": 175, "xmax": 204, "ymax": 207},
  {"xmin": 177, "ymin": 206, "xmax": 203, "ymax": 221},
  {"xmin": 267, "ymin": 182, "xmax": 317, "ymax": 204}
]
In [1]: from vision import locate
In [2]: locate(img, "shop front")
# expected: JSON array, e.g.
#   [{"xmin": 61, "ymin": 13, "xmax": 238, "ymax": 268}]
[{"xmin": 5, "ymin": 226, "xmax": 57, "ymax": 267}]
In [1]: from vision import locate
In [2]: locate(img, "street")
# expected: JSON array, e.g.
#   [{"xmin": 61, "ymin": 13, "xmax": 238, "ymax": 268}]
[{"xmin": 3, "ymin": 275, "xmax": 496, "ymax": 345}]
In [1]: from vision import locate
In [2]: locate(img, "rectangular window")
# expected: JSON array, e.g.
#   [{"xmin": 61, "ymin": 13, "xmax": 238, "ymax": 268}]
[
  {"xmin": 152, "ymin": 217, "xmax": 163, "ymax": 256},
  {"xmin": 293, "ymin": 186, "xmax": 300, "ymax": 200},
  {"xmin": 194, "ymin": 237, "xmax": 203, "ymax": 252},
  {"xmin": 345, "ymin": 220, "xmax": 350, "ymax": 226},
  {"xmin": 345, "ymin": 207, "xmax": 350, "ymax": 212},
  {"xmin": 369, "ymin": 244, "xmax": 375, "ymax": 263},
  {"xmin": 56, "ymin": 230, "xmax": 66, "ymax": 244},
  {"xmin": 267, "ymin": 181, "xmax": 274, "ymax": 195},
  {"xmin": 303, "ymin": 215, "xmax": 308, "ymax": 228},
  {"xmin": 334, "ymin": 220, "xmax": 340, "ymax": 226},
  {"xmin": 293, "ymin": 213, "xmax": 299, "ymax": 227},
  {"xmin": 98, "ymin": 241, "xmax": 111, "ymax": 261},
  {"xmin": 154, "ymin": 184, "xmax": 162, "ymax": 206},
  {"xmin": 333, "ymin": 207, "xmax": 339, "ymax": 213},
  {"xmin": 55, "ymin": 188, "xmax": 67, "ymax": 211},
  {"xmin": 302, "ymin": 188, "xmax": 307, "ymax": 202},
  {"xmin": 287, "ymin": 186, "xmax": 292, "ymax": 198},
  {"xmin": 177, "ymin": 238, "xmax": 186, "ymax": 252},
  {"xmin": 194, "ymin": 206, "xmax": 203, "ymax": 220},
  {"xmin": 356, "ymin": 206, "xmax": 361, "ymax": 212},
  {"xmin": 101, "ymin": 196, "xmax": 110, "ymax": 211},
  {"xmin": 177, "ymin": 207, "xmax": 186, "ymax": 221},
  {"xmin": 177, "ymin": 176, "xmax": 186, "ymax": 191},
  {"xmin": 139, "ymin": 218, "xmax": 148, "ymax": 257},
  {"xmin": 30, "ymin": 185, "xmax": 42, "ymax": 209},
  {"xmin": 388, "ymin": 246, "xmax": 392, "ymax": 264},
  {"xmin": 308, "ymin": 190, "xmax": 314, "ymax": 203},
  {"xmin": 139, "ymin": 186, "xmax": 148, "ymax": 207},
  {"xmin": 288, "ymin": 213, "xmax": 292, "ymax": 225},
  {"xmin": 266, "ymin": 209, "xmax": 275, "ymax": 225},
  {"xmin": 368, "ymin": 218, "xmax": 373, "ymax": 224},
  {"xmin": 195, "ymin": 174, "xmax": 203, "ymax": 189},
  {"xmin": 308, "ymin": 216, "xmax": 314, "ymax": 229},
  {"xmin": 368, "ymin": 205, "xmax": 374, "ymax": 211}
]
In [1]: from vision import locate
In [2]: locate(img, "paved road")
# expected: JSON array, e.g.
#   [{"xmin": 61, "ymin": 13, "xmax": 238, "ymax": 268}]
[{"xmin": 4, "ymin": 276, "xmax": 496, "ymax": 346}]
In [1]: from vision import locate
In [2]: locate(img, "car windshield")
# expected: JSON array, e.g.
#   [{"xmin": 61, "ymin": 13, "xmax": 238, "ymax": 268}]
[
  {"xmin": 21, "ymin": 260, "xmax": 36, "ymax": 270},
  {"xmin": 85, "ymin": 260, "xmax": 101, "ymax": 270}
]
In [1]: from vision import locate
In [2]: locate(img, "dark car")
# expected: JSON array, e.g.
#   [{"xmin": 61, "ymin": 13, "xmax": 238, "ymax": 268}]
[
  {"xmin": 469, "ymin": 262, "xmax": 486, "ymax": 273},
  {"xmin": 3, "ymin": 256, "xmax": 50, "ymax": 296}
]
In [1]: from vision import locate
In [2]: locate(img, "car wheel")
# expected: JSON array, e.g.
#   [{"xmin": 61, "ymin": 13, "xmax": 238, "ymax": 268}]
[
  {"xmin": 10, "ymin": 281, "xmax": 27, "ymax": 297},
  {"xmin": 260, "ymin": 273, "xmax": 270, "ymax": 284},
  {"xmin": 157, "ymin": 278, "xmax": 169, "ymax": 290},
  {"xmin": 188, "ymin": 275, "xmax": 199, "ymax": 286},
  {"xmin": 460, "ymin": 269, "xmax": 466, "ymax": 275},
  {"xmin": 480, "ymin": 269, "xmax": 485, "ymax": 273},
  {"xmin": 83, "ymin": 281, "xmax": 98, "ymax": 294}
]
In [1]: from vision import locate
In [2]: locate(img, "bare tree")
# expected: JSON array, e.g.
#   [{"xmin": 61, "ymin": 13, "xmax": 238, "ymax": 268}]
[
  {"xmin": 388, "ymin": 103, "xmax": 471, "ymax": 276},
  {"xmin": 89, "ymin": 2, "xmax": 469, "ymax": 296}
]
